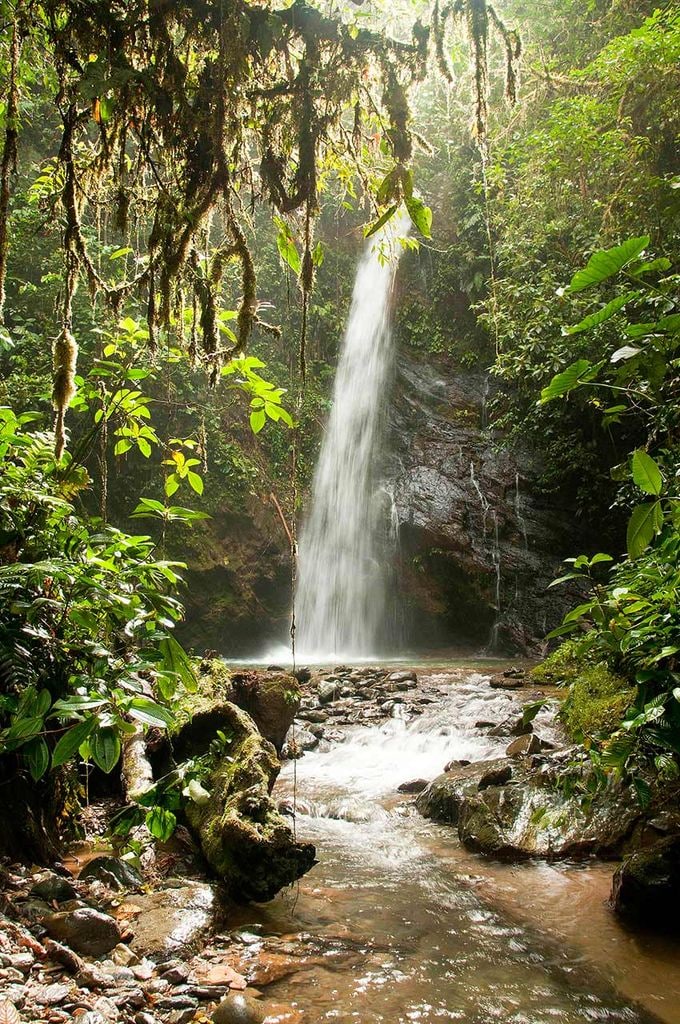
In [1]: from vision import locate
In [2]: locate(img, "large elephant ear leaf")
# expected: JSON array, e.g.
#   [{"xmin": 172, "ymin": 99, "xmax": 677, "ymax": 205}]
[
  {"xmin": 539, "ymin": 359, "xmax": 595, "ymax": 403},
  {"xmin": 567, "ymin": 236, "xmax": 650, "ymax": 293}
]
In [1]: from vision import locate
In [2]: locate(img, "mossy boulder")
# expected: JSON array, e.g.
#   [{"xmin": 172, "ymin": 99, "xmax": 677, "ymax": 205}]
[
  {"xmin": 192, "ymin": 661, "xmax": 300, "ymax": 754},
  {"xmin": 229, "ymin": 671, "xmax": 301, "ymax": 753},
  {"xmin": 178, "ymin": 702, "xmax": 315, "ymax": 901},
  {"xmin": 530, "ymin": 643, "xmax": 635, "ymax": 741}
]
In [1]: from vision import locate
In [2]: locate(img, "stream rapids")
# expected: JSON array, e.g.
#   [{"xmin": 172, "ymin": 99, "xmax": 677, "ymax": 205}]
[{"xmin": 230, "ymin": 668, "xmax": 680, "ymax": 1024}]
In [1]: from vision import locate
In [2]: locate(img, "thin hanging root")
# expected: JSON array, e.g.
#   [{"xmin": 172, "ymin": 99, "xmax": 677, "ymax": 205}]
[
  {"xmin": 432, "ymin": 0, "xmax": 454, "ymax": 83},
  {"xmin": 298, "ymin": 200, "xmax": 316, "ymax": 386},
  {"xmin": 52, "ymin": 328, "xmax": 78, "ymax": 460}
]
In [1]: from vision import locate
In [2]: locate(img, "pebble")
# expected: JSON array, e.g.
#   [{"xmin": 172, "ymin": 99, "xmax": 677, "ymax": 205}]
[
  {"xmin": 34, "ymin": 983, "xmax": 71, "ymax": 1006},
  {"xmin": 161, "ymin": 963, "xmax": 190, "ymax": 984}
]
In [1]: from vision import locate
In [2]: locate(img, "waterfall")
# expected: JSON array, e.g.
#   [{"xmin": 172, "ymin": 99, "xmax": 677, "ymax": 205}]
[{"xmin": 295, "ymin": 225, "xmax": 404, "ymax": 661}]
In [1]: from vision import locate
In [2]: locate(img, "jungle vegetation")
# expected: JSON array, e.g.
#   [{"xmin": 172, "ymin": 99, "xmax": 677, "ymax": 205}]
[{"xmin": 0, "ymin": 0, "xmax": 678, "ymax": 850}]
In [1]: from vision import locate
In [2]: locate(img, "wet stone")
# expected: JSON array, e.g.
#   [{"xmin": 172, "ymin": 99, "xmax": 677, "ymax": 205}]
[
  {"xmin": 506, "ymin": 734, "xmax": 541, "ymax": 757},
  {"xmin": 44, "ymin": 907, "xmax": 123, "ymax": 957},
  {"xmin": 397, "ymin": 779, "xmax": 429, "ymax": 794},
  {"xmin": 80, "ymin": 856, "xmax": 144, "ymax": 891},
  {"xmin": 30, "ymin": 870, "xmax": 78, "ymax": 903},
  {"xmin": 489, "ymin": 673, "xmax": 523, "ymax": 689},
  {"xmin": 212, "ymin": 991, "xmax": 267, "ymax": 1024}
]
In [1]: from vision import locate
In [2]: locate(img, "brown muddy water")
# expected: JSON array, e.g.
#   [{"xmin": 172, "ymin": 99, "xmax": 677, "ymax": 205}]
[{"xmin": 230, "ymin": 669, "xmax": 680, "ymax": 1024}]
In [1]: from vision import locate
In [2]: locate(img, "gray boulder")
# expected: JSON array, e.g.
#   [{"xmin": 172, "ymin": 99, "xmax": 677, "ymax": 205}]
[{"xmin": 417, "ymin": 754, "xmax": 642, "ymax": 860}]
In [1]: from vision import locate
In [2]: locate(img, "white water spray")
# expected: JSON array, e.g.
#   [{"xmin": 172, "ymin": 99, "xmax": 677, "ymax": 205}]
[{"xmin": 295, "ymin": 227, "xmax": 404, "ymax": 661}]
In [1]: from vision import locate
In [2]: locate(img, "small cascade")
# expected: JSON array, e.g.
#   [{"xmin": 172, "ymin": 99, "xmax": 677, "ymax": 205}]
[
  {"xmin": 295, "ymin": 221, "xmax": 406, "ymax": 661},
  {"xmin": 283, "ymin": 673, "xmax": 518, "ymax": 801},
  {"xmin": 515, "ymin": 471, "xmax": 529, "ymax": 551},
  {"xmin": 470, "ymin": 460, "xmax": 503, "ymax": 649},
  {"xmin": 480, "ymin": 375, "xmax": 490, "ymax": 429},
  {"xmin": 469, "ymin": 459, "xmax": 490, "ymax": 536}
]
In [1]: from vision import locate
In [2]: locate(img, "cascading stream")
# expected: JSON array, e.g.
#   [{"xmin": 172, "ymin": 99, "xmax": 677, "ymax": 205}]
[
  {"xmin": 295, "ymin": 226, "xmax": 404, "ymax": 661},
  {"xmin": 235, "ymin": 670, "xmax": 678, "ymax": 1024}
]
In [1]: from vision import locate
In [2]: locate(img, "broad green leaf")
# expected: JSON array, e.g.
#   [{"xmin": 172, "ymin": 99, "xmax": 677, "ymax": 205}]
[
  {"xmin": 600, "ymin": 734, "xmax": 634, "ymax": 772},
  {"xmin": 23, "ymin": 737, "xmax": 50, "ymax": 780},
  {"xmin": 91, "ymin": 726, "xmax": 121, "ymax": 773},
  {"xmin": 404, "ymin": 195, "xmax": 432, "ymax": 239},
  {"xmin": 52, "ymin": 717, "xmax": 96, "ymax": 767},
  {"xmin": 631, "ymin": 450, "xmax": 662, "ymax": 496},
  {"xmin": 564, "ymin": 291, "xmax": 638, "ymax": 335},
  {"xmin": 109, "ymin": 246, "xmax": 133, "ymax": 261},
  {"xmin": 539, "ymin": 359, "xmax": 593, "ymax": 403},
  {"xmin": 50, "ymin": 696, "xmax": 107, "ymax": 713},
  {"xmin": 589, "ymin": 553, "xmax": 613, "ymax": 566},
  {"xmin": 158, "ymin": 635, "xmax": 197, "ymax": 692},
  {"xmin": 312, "ymin": 241, "xmax": 324, "ymax": 267},
  {"xmin": 276, "ymin": 228, "xmax": 301, "ymax": 274},
  {"xmin": 6, "ymin": 716, "xmax": 45, "ymax": 744},
  {"xmin": 364, "ymin": 203, "xmax": 398, "ymax": 239},
  {"xmin": 110, "ymin": 804, "xmax": 144, "ymax": 836},
  {"xmin": 376, "ymin": 167, "xmax": 399, "ymax": 205},
  {"xmin": 250, "ymin": 409, "xmax": 266, "ymax": 434},
  {"xmin": 145, "ymin": 806, "xmax": 176, "ymax": 841},
  {"xmin": 128, "ymin": 697, "xmax": 175, "ymax": 729},
  {"xmin": 632, "ymin": 776, "xmax": 652, "ymax": 809},
  {"xmin": 187, "ymin": 471, "xmax": 204, "ymax": 495},
  {"xmin": 626, "ymin": 501, "xmax": 663, "ymax": 559},
  {"xmin": 627, "ymin": 257, "xmax": 671, "ymax": 276},
  {"xmin": 548, "ymin": 572, "xmax": 582, "ymax": 588},
  {"xmin": 567, "ymin": 236, "xmax": 649, "ymax": 293}
]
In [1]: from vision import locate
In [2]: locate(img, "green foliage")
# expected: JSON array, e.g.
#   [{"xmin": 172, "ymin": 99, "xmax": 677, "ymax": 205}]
[
  {"xmin": 529, "ymin": 639, "xmax": 586, "ymax": 686},
  {"xmin": 538, "ymin": 236, "xmax": 678, "ymax": 564},
  {"xmin": 0, "ymin": 409, "xmax": 197, "ymax": 784}
]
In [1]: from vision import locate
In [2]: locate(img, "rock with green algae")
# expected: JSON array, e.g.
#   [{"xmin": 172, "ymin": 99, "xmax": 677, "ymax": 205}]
[
  {"xmin": 417, "ymin": 753, "xmax": 642, "ymax": 860},
  {"xmin": 178, "ymin": 701, "xmax": 315, "ymax": 901},
  {"xmin": 612, "ymin": 837, "xmax": 680, "ymax": 930}
]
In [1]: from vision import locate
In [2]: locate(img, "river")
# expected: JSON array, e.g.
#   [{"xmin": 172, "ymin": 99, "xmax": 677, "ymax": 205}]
[{"xmin": 230, "ymin": 667, "xmax": 680, "ymax": 1024}]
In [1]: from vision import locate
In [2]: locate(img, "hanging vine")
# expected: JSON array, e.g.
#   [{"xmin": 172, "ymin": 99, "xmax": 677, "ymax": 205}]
[
  {"xmin": 0, "ymin": 0, "xmax": 520, "ymax": 452},
  {"xmin": 431, "ymin": 0, "xmax": 521, "ymax": 145}
]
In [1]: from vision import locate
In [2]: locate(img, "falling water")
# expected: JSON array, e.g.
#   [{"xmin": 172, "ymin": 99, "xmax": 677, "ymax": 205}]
[{"xmin": 295, "ymin": 225, "xmax": 404, "ymax": 661}]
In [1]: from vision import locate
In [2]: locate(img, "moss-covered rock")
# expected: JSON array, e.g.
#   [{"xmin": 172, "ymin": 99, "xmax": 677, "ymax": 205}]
[
  {"xmin": 178, "ymin": 702, "xmax": 315, "ymax": 901},
  {"xmin": 530, "ymin": 643, "xmax": 634, "ymax": 741},
  {"xmin": 189, "ymin": 661, "xmax": 300, "ymax": 754},
  {"xmin": 561, "ymin": 664, "xmax": 634, "ymax": 740}
]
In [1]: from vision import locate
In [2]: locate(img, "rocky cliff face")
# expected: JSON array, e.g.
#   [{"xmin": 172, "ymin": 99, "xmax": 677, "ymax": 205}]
[
  {"xmin": 180, "ymin": 351, "xmax": 579, "ymax": 658},
  {"xmin": 387, "ymin": 353, "xmax": 577, "ymax": 653}
]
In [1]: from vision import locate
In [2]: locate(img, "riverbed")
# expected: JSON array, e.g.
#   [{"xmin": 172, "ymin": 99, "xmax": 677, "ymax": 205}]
[{"xmin": 230, "ymin": 668, "xmax": 680, "ymax": 1024}]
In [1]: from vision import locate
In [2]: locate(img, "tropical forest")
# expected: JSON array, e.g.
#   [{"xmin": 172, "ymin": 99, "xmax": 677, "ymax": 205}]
[{"xmin": 0, "ymin": 0, "xmax": 679, "ymax": 1021}]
